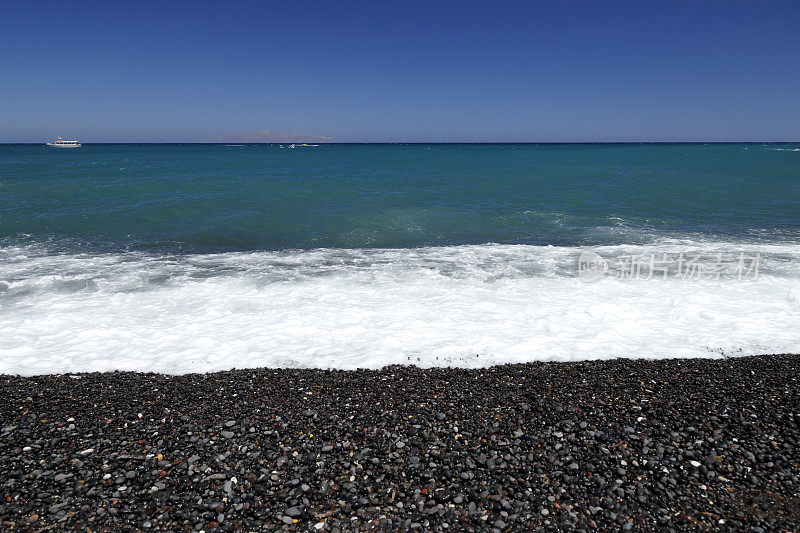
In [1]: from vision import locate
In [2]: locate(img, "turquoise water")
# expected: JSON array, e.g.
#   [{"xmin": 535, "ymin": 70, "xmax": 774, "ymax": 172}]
[
  {"xmin": 1, "ymin": 143, "xmax": 799, "ymax": 375},
  {"xmin": 2, "ymin": 143, "xmax": 798, "ymax": 252}
]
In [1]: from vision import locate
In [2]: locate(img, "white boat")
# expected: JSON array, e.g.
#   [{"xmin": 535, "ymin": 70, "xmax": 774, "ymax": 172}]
[{"xmin": 46, "ymin": 137, "xmax": 81, "ymax": 148}]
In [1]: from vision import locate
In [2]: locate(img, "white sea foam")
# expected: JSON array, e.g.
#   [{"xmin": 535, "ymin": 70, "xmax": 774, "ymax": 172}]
[{"xmin": 1, "ymin": 241, "xmax": 799, "ymax": 375}]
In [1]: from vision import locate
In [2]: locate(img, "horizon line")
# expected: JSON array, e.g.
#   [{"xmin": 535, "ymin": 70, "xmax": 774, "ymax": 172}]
[{"xmin": 2, "ymin": 140, "xmax": 800, "ymax": 145}]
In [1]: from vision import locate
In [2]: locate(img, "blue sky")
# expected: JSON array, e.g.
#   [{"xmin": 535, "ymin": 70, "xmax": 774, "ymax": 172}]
[{"xmin": 1, "ymin": 0, "xmax": 798, "ymax": 142}]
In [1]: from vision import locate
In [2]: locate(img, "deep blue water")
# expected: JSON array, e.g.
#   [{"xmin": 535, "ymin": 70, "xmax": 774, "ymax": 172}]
[
  {"xmin": 2, "ymin": 143, "xmax": 800, "ymax": 374},
  {"xmin": 2, "ymin": 143, "xmax": 798, "ymax": 252}
]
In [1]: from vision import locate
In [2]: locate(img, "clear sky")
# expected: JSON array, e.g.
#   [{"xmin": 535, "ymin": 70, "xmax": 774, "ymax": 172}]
[{"xmin": 1, "ymin": 0, "xmax": 799, "ymax": 142}]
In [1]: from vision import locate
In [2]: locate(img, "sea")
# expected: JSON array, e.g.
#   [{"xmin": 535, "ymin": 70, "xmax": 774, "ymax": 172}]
[{"xmin": 1, "ymin": 143, "xmax": 799, "ymax": 375}]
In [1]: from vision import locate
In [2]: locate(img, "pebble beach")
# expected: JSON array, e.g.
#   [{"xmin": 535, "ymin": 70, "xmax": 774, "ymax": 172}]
[
  {"xmin": 1, "ymin": 354, "xmax": 798, "ymax": 531},
  {"xmin": 5, "ymin": 3, "xmax": 800, "ymax": 532}
]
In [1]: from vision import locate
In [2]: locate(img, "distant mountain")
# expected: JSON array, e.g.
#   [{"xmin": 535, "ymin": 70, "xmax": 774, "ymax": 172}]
[{"xmin": 208, "ymin": 130, "xmax": 335, "ymax": 143}]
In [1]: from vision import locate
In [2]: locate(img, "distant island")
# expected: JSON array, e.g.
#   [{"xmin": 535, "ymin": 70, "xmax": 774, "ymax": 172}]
[{"xmin": 207, "ymin": 129, "xmax": 335, "ymax": 143}]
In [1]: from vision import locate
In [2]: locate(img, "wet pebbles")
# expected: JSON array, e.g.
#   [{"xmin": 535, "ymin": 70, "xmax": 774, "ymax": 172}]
[{"xmin": 1, "ymin": 354, "xmax": 798, "ymax": 531}]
